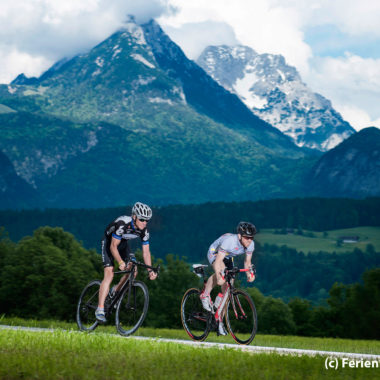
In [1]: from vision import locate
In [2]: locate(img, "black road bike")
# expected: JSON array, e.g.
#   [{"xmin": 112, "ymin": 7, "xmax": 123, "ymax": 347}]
[
  {"xmin": 76, "ymin": 258, "xmax": 159, "ymax": 336},
  {"xmin": 181, "ymin": 264, "xmax": 257, "ymax": 345}
]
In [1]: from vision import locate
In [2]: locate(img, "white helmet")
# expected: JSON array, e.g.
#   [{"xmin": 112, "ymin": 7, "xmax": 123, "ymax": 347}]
[{"xmin": 132, "ymin": 202, "xmax": 152, "ymax": 220}]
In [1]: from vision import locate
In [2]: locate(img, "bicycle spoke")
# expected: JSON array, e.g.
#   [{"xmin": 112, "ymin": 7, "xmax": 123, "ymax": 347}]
[
  {"xmin": 76, "ymin": 280, "xmax": 100, "ymax": 331},
  {"xmin": 115, "ymin": 281, "xmax": 149, "ymax": 336},
  {"xmin": 181, "ymin": 288, "xmax": 210, "ymax": 341},
  {"xmin": 226, "ymin": 290, "xmax": 257, "ymax": 345}
]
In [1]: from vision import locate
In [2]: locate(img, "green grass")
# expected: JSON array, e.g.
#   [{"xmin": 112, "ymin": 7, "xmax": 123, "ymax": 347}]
[
  {"xmin": 0, "ymin": 328, "xmax": 378, "ymax": 380},
  {"xmin": 257, "ymin": 226, "xmax": 380, "ymax": 253},
  {"xmin": 1, "ymin": 317, "xmax": 380, "ymax": 355}
]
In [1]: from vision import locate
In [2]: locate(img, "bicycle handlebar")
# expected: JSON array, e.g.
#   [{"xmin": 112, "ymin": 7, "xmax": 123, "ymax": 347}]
[
  {"xmin": 221, "ymin": 265, "xmax": 256, "ymax": 280},
  {"xmin": 114, "ymin": 261, "xmax": 160, "ymax": 275}
]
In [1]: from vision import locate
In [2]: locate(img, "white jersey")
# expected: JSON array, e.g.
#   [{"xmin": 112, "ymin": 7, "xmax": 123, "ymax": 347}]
[{"xmin": 207, "ymin": 233, "xmax": 254, "ymax": 264}]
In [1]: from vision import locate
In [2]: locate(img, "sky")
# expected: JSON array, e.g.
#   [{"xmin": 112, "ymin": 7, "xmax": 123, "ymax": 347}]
[{"xmin": 1, "ymin": 0, "xmax": 379, "ymax": 131}]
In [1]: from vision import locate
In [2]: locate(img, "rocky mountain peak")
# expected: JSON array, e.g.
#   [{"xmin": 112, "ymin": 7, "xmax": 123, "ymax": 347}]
[{"xmin": 197, "ymin": 45, "xmax": 355, "ymax": 151}]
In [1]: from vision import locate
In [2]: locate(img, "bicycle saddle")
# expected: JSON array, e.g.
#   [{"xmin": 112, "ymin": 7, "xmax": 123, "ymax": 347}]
[{"xmin": 192, "ymin": 264, "xmax": 208, "ymax": 277}]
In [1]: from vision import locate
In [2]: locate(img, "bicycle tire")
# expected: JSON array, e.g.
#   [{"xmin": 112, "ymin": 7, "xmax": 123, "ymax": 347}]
[
  {"xmin": 225, "ymin": 289, "xmax": 257, "ymax": 345},
  {"xmin": 76, "ymin": 280, "xmax": 100, "ymax": 331},
  {"xmin": 181, "ymin": 288, "xmax": 210, "ymax": 341},
  {"xmin": 115, "ymin": 280, "xmax": 149, "ymax": 336}
]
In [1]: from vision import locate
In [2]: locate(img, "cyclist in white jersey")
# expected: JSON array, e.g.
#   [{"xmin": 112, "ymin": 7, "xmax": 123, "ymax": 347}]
[{"xmin": 201, "ymin": 222, "xmax": 256, "ymax": 335}]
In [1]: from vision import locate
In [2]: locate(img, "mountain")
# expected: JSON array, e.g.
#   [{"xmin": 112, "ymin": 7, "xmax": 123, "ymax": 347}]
[
  {"xmin": 0, "ymin": 18, "xmax": 314, "ymax": 209},
  {"xmin": 197, "ymin": 45, "xmax": 355, "ymax": 151},
  {"xmin": 307, "ymin": 127, "xmax": 380, "ymax": 197},
  {"xmin": 0, "ymin": 150, "xmax": 40, "ymax": 209}
]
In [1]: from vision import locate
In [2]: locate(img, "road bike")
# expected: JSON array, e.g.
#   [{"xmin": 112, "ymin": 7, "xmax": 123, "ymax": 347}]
[
  {"xmin": 181, "ymin": 264, "xmax": 257, "ymax": 345},
  {"xmin": 76, "ymin": 256, "xmax": 159, "ymax": 336}
]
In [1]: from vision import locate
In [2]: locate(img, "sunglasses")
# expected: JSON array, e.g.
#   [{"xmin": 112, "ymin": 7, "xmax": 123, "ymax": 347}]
[
  {"xmin": 242, "ymin": 235, "xmax": 254, "ymax": 240},
  {"xmin": 138, "ymin": 218, "xmax": 149, "ymax": 223}
]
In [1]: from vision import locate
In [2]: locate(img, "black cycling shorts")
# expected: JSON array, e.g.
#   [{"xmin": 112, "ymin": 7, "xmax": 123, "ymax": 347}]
[
  {"xmin": 101, "ymin": 236, "xmax": 131, "ymax": 268},
  {"xmin": 223, "ymin": 257, "xmax": 234, "ymax": 270}
]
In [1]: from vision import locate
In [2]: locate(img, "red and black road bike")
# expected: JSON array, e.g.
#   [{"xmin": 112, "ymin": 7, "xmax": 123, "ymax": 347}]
[{"xmin": 180, "ymin": 264, "xmax": 257, "ymax": 345}]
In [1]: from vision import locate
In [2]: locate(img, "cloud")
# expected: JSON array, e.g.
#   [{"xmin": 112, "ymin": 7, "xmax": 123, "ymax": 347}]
[
  {"xmin": 159, "ymin": 0, "xmax": 380, "ymax": 131},
  {"xmin": 159, "ymin": 0, "xmax": 312, "ymax": 72},
  {"xmin": 337, "ymin": 105, "xmax": 380, "ymax": 132},
  {"xmin": 162, "ymin": 21, "xmax": 239, "ymax": 59},
  {"xmin": 305, "ymin": 54, "xmax": 380, "ymax": 131},
  {"xmin": 0, "ymin": 0, "xmax": 171, "ymax": 83},
  {"xmin": 305, "ymin": 54, "xmax": 380, "ymax": 130},
  {"xmin": 1, "ymin": 0, "xmax": 379, "ymax": 132}
]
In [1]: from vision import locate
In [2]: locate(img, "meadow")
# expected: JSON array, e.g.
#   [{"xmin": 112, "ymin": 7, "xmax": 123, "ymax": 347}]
[
  {"xmin": 1, "ymin": 325, "xmax": 379, "ymax": 380},
  {"xmin": 256, "ymin": 226, "xmax": 380, "ymax": 253},
  {"xmin": 1, "ymin": 317, "xmax": 380, "ymax": 355}
]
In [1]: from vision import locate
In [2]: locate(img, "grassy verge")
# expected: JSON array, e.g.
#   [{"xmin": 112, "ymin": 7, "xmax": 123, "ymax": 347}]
[
  {"xmin": 1, "ymin": 316, "xmax": 380, "ymax": 355},
  {"xmin": 0, "ymin": 328, "xmax": 378, "ymax": 380}
]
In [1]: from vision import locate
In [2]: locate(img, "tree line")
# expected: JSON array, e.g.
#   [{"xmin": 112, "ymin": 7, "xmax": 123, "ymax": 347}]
[
  {"xmin": 252, "ymin": 242, "xmax": 379, "ymax": 303},
  {"xmin": 0, "ymin": 226, "xmax": 379, "ymax": 339},
  {"xmin": 0, "ymin": 197, "xmax": 379, "ymax": 262}
]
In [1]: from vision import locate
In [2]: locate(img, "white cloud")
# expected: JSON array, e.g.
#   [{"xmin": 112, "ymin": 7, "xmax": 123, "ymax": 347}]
[
  {"xmin": 1, "ymin": 0, "xmax": 379, "ymax": 132},
  {"xmin": 304, "ymin": 54, "xmax": 380, "ymax": 130},
  {"xmin": 0, "ymin": 48, "xmax": 53, "ymax": 84},
  {"xmin": 337, "ymin": 105, "xmax": 380, "ymax": 131},
  {"xmin": 163, "ymin": 21, "xmax": 239, "ymax": 60},
  {"xmin": 0, "ymin": 0, "xmax": 170, "ymax": 83},
  {"xmin": 159, "ymin": 0, "xmax": 312, "ymax": 72},
  {"xmin": 159, "ymin": 0, "xmax": 380, "ymax": 131},
  {"xmin": 269, "ymin": 0, "xmax": 380, "ymax": 37}
]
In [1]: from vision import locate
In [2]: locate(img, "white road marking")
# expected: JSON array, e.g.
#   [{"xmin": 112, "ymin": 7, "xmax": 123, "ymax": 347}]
[{"xmin": 1, "ymin": 325, "xmax": 379, "ymax": 360}]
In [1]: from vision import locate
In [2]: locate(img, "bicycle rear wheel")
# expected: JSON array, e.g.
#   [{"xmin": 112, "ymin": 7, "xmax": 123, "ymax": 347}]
[
  {"xmin": 115, "ymin": 280, "xmax": 149, "ymax": 336},
  {"xmin": 181, "ymin": 288, "xmax": 210, "ymax": 341},
  {"xmin": 225, "ymin": 289, "xmax": 257, "ymax": 345},
  {"xmin": 76, "ymin": 280, "xmax": 100, "ymax": 331}
]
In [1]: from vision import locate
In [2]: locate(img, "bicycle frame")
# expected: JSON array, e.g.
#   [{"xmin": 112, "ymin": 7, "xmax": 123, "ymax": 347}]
[
  {"xmin": 214, "ymin": 268, "xmax": 251, "ymax": 321},
  {"xmin": 194, "ymin": 265, "xmax": 252, "ymax": 323},
  {"xmin": 105, "ymin": 260, "xmax": 159, "ymax": 316},
  {"xmin": 181, "ymin": 264, "xmax": 257, "ymax": 344}
]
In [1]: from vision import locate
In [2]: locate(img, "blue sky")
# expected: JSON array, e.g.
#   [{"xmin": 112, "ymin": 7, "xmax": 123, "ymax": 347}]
[
  {"xmin": 305, "ymin": 24, "xmax": 380, "ymax": 59},
  {"xmin": 0, "ymin": 0, "xmax": 379, "ymax": 131}
]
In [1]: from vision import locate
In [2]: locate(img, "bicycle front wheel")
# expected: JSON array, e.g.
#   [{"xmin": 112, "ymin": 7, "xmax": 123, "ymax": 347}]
[
  {"xmin": 181, "ymin": 288, "xmax": 210, "ymax": 341},
  {"xmin": 76, "ymin": 280, "xmax": 100, "ymax": 331},
  {"xmin": 115, "ymin": 280, "xmax": 149, "ymax": 336},
  {"xmin": 225, "ymin": 289, "xmax": 257, "ymax": 345}
]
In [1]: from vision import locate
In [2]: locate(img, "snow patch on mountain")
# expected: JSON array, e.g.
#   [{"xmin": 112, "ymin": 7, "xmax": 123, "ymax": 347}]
[
  {"xmin": 197, "ymin": 45, "xmax": 355, "ymax": 151},
  {"xmin": 149, "ymin": 97, "xmax": 173, "ymax": 105},
  {"xmin": 131, "ymin": 53, "xmax": 155, "ymax": 69},
  {"xmin": 123, "ymin": 21, "xmax": 147, "ymax": 46},
  {"xmin": 95, "ymin": 57, "xmax": 104, "ymax": 67}
]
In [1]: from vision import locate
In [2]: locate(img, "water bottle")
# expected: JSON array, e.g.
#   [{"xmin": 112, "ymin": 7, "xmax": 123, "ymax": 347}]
[{"xmin": 214, "ymin": 293, "xmax": 224, "ymax": 309}]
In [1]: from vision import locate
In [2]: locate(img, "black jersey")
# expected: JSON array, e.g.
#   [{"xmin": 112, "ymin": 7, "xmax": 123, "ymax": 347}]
[{"xmin": 104, "ymin": 215, "xmax": 149, "ymax": 245}]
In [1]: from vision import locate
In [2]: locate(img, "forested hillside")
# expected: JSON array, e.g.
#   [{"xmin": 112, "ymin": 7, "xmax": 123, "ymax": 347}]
[
  {"xmin": 0, "ymin": 226, "xmax": 379, "ymax": 339},
  {"xmin": 1, "ymin": 197, "xmax": 379, "ymax": 253},
  {"xmin": 1, "ymin": 198, "xmax": 379, "ymax": 303}
]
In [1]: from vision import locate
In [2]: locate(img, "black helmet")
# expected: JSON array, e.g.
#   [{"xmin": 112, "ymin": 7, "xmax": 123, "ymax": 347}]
[{"xmin": 237, "ymin": 221, "xmax": 257, "ymax": 237}]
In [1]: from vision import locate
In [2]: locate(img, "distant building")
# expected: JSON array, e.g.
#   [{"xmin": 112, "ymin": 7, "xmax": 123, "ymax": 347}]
[{"xmin": 339, "ymin": 236, "xmax": 359, "ymax": 243}]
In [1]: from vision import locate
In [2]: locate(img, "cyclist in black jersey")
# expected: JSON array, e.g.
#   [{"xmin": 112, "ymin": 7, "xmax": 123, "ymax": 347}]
[{"xmin": 95, "ymin": 202, "xmax": 157, "ymax": 322}]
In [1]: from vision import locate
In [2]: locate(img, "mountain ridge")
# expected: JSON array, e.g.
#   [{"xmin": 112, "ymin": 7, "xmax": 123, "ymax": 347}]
[
  {"xmin": 197, "ymin": 45, "xmax": 355, "ymax": 151},
  {"xmin": 0, "ymin": 18, "xmax": 314, "ymax": 209},
  {"xmin": 307, "ymin": 127, "xmax": 380, "ymax": 197},
  {"xmin": 0, "ymin": 18, "xmax": 377, "ymax": 209}
]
